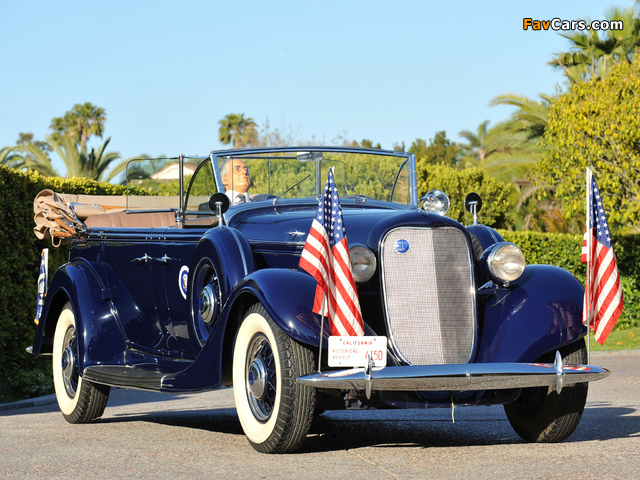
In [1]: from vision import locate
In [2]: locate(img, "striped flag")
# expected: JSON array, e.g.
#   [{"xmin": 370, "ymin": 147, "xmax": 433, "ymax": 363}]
[
  {"xmin": 299, "ymin": 167, "xmax": 365, "ymax": 336},
  {"xmin": 581, "ymin": 168, "xmax": 623, "ymax": 345}
]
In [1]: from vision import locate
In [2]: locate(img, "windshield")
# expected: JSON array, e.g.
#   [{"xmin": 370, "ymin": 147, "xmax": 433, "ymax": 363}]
[{"xmin": 213, "ymin": 149, "xmax": 414, "ymax": 206}]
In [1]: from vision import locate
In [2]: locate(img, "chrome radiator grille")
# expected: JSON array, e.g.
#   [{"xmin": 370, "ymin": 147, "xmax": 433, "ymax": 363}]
[{"xmin": 381, "ymin": 227, "xmax": 475, "ymax": 365}]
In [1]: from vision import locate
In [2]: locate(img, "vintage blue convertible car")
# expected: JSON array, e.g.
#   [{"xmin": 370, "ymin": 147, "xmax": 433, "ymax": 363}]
[{"xmin": 30, "ymin": 147, "xmax": 609, "ymax": 453}]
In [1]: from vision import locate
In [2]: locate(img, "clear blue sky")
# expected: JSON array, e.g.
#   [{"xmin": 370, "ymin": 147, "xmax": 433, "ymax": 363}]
[{"xmin": 0, "ymin": 0, "xmax": 635, "ymax": 175}]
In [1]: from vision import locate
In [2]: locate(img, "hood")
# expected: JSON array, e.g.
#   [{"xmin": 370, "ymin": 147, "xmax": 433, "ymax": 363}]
[{"xmin": 226, "ymin": 202, "xmax": 466, "ymax": 248}]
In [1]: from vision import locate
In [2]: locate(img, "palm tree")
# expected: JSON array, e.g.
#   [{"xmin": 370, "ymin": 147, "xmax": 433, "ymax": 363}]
[
  {"xmin": 218, "ymin": 113, "xmax": 258, "ymax": 148},
  {"xmin": 0, "ymin": 146, "xmax": 26, "ymax": 170},
  {"xmin": 548, "ymin": 7, "xmax": 640, "ymax": 83},
  {"xmin": 461, "ymin": 97, "xmax": 553, "ymax": 230},
  {"xmin": 489, "ymin": 93, "xmax": 551, "ymax": 141},
  {"xmin": 458, "ymin": 120, "xmax": 515, "ymax": 162},
  {"xmin": 17, "ymin": 142, "xmax": 60, "ymax": 177},
  {"xmin": 50, "ymin": 102, "xmax": 106, "ymax": 150},
  {"xmin": 50, "ymin": 135, "xmax": 120, "ymax": 181}
]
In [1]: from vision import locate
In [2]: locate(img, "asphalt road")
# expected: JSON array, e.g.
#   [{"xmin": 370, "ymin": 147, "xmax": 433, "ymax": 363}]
[{"xmin": 1, "ymin": 351, "xmax": 638, "ymax": 480}]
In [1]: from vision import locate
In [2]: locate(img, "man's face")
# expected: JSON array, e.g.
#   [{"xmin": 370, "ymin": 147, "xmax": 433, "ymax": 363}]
[{"xmin": 222, "ymin": 159, "xmax": 250, "ymax": 193}]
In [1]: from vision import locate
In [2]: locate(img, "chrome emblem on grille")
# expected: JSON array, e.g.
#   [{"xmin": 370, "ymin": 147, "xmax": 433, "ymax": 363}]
[{"xmin": 394, "ymin": 239, "xmax": 410, "ymax": 254}]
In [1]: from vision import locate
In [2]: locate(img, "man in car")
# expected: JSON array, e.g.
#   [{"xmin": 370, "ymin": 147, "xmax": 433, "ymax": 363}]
[{"xmin": 220, "ymin": 158, "xmax": 251, "ymax": 205}]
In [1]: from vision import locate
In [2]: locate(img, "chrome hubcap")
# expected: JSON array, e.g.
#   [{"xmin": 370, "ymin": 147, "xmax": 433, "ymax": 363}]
[
  {"xmin": 199, "ymin": 285, "xmax": 215, "ymax": 325},
  {"xmin": 62, "ymin": 345, "xmax": 75, "ymax": 380},
  {"xmin": 60, "ymin": 327, "xmax": 78, "ymax": 398},
  {"xmin": 248, "ymin": 358, "xmax": 267, "ymax": 399}
]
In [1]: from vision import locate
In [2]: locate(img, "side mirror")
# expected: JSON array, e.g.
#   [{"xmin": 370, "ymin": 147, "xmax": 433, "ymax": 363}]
[
  {"xmin": 464, "ymin": 192, "xmax": 482, "ymax": 225},
  {"xmin": 208, "ymin": 193, "xmax": 230, "ymax": 223}
]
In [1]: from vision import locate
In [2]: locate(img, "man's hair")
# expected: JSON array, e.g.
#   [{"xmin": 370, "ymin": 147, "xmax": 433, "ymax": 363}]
[{"xmin": 219, "ymin": 158, "xmax": 233, "ymax": 178}]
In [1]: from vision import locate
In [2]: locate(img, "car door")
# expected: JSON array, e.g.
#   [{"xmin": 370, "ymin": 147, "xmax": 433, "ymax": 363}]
[
  {"xmin": 152, "ymin": 230, "xmax": 202, "ymax": 357},
  {"xmin": 102, "ymin": 230, "xmax": 165, "ymax": 351}
]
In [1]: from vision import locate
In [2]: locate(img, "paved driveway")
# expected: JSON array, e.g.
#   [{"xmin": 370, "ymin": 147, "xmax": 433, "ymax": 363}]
[{"xmin": 1, "ymin": 351, "xmax": 638, "ymax": 479}]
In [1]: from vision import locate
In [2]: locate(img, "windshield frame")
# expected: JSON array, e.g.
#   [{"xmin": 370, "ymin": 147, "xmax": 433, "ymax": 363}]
[{"xmin": 209, "ymin": 146, "xmax": 417, "ymax": 206}]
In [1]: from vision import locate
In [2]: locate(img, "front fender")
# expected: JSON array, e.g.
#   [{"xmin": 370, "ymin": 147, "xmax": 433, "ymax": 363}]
[
  {"xmin": 476, "ymin": 265, "xmax": 586, "ymax": 363},
  {"xmin": 238, "ymin": 268, "xmax": 322, "ymax": 347},
  {"xmin": 166, "ymin": 268, "xmax": 321, "ymax": 392},
  {"xmin": 31, "ymin": 260, "xmax": 126, "ymax": 370}
]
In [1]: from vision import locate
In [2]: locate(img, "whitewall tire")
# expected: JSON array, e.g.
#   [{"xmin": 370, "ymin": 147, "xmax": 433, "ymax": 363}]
[
  {"xmin": 232, "ymin": 303, "xmax": 315, "ymax": 453},
  {"xmin": 52, "ymin": 302, "xmax": 110, "ymax": 423}
]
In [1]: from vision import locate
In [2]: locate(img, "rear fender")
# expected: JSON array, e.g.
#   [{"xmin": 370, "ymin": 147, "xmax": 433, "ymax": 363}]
[
  {"xmin": 476, "ymin": 265, "xmax": 586, "ymax": 363},
  {"xmin": 31, "ymin": 260, "xmax": 126, "ymax": 371},
  {"xmin": 189, "ymin": 226, "xmax": 255, "ymax": 301}
]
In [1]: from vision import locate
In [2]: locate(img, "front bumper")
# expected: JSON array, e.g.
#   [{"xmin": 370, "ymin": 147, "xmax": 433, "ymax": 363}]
[{"xmin": 297, "ymin": 352, "xmax": 609, "ymax": 396}]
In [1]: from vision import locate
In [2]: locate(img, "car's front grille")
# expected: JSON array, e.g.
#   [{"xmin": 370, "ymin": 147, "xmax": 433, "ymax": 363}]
[{"xmin": 381, "ymin": 227, "xmax": 476, "ymax": 365}]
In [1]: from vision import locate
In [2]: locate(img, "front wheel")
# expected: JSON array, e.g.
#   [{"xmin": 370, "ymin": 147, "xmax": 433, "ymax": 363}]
[
  {"xmin": 504, "ymin": 339, "xmax": 589, "ymax": 443},
  {"xmin": 52, "ymin": 302, "xmax": 110, "ymax": 423},
  {"xmin": 232, "ymin": 303, "xmax": 316, "ymax": 453}
]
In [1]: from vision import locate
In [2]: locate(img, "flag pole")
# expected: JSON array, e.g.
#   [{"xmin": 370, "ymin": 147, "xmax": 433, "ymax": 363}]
[
  {"xmin": 585, "ymin": 167, "xmax": 592, "ymax": 364},
  {"xmin": 317, "ymin": 295, "xmax": 326, "ymax": 373}
]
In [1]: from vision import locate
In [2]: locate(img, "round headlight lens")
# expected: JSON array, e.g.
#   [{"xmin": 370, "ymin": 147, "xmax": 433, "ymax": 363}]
[
  {"xmin": 420, "ymin": 189, "xmax": 450, "ymax": 216},
  {"xmin": 349, "ymin": 245, "xmax": 377, "ymax": 283},
  {"xmin": 484, "ymin": 243, "xmax": 526, "ymax": 284}
]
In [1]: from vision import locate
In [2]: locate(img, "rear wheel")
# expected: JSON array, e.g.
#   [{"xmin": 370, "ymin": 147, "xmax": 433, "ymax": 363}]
[
  {"xmin": 504, "ymin": 339, "xmax": 588, "ymax": 443},
  {"xmin": 232, "ymin": 303, "xmax": 316, "ymax": 453},
  {"xmin": 52, "ymin": 302, "xmax": 110, "ymax": 423}
]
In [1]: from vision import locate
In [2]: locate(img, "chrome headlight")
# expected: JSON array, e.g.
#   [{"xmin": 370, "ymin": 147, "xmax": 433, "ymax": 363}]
[
  {"xmin": 420, "ymin": 189, "xmax": 450, "ymax": 215},
  {"xmin": 480, "ymin": 242, "xmax": 526, "ymax": 285},
  {"xmin": 349, "ymin": 245, "xmax": 377, "ymax": 283}
]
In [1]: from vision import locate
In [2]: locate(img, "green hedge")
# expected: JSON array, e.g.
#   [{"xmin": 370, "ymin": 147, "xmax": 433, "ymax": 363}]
[
  {"xmin": 0, "ymin": 165, "xmax": 638, "ymax": 401},
  {"xmin": 0, "ymin": 166, "xmax": 145, "ymax": 401},
  {"xmin": 500, "ymin": 230, "xmax": 640, "ymax": 330}
]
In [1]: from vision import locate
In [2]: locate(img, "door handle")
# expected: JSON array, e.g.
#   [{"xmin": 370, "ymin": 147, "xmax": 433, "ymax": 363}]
[
  {"xmin": 130, "ymin": 254, "xmax": 152, "ymax": 264},
  {"xmin": 156, "ymin": 254, "xmax": 177, "ymax": 264}
]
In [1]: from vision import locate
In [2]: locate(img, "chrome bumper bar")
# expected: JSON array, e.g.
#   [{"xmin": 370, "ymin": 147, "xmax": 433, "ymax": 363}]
[{"xmin": 297, "ymin": 352, "xmax": 610, "ymax": 396}]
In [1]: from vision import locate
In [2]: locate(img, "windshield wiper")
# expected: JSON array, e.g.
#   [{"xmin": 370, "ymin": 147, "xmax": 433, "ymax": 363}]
[{"xmin": 273, "ymin": 175, "xmax": 311, "ymax": 205}]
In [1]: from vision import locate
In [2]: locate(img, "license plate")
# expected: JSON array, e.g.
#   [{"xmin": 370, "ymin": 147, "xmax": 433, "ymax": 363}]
[{"xmin": 327, "ymin": 336, "xmax": 387, "ymax": 367}]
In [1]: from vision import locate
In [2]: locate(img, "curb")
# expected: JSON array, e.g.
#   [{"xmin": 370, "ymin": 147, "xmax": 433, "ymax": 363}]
[{"xmin": 0, "ymin": 394, "xmax": 57, "ymax": 412}]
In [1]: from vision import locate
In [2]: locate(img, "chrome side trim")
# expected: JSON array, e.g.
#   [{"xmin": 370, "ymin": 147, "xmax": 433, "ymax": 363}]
[{"xmin": 297, "ymin": 362, "xmax": 610, "ymax": 392}]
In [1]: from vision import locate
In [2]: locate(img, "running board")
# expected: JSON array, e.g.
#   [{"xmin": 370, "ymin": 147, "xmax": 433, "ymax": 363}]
[{"xmin": 83, "ymin": 365, "xmax": 169, "ymax": 391}]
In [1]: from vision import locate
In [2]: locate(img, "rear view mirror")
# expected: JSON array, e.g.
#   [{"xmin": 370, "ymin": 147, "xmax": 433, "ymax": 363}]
[{"xmin": 297, "ymin": 151, "xmax": 323, "ymax": 162}]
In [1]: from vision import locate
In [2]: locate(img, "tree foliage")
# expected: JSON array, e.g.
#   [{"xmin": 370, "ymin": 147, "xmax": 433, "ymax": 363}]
[
  {"xmin": 418, "ymin": 164, "xmax": 513, "ymax": 229},
  {"xmin": 411, "ymin": 131, "xmax": 461, "ymax": 169},
  {"xmin": 540, "ymin": 54, "xmax": 640, "ymax": 231}
]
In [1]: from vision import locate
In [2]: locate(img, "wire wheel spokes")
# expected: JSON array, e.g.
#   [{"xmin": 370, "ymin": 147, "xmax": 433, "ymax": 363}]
[{"xmin": 245, "ymin": 333, "xmax": 277, "ymax": 422}]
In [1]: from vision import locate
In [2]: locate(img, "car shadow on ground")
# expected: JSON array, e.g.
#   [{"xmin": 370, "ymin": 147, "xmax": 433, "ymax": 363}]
[
  {"xmin": 91, "ymin": 402, "xmax": 639, "ymax": 453},
  {"xmin": 0, "ymin": 388, "xmax": 194, "ymax": 417}
]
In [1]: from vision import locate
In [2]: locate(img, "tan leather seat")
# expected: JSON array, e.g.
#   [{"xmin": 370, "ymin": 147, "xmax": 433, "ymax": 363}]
[{"xmin": 84, "ymin": 211, "xmax": 176, "ymax": 229}]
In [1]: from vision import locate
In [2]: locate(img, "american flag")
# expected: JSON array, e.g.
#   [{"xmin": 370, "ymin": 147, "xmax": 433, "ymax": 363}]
[
  {"xmin": 581, "ymin": 169, "xmax": 623, "ymax": 345},
  {"xmin": 299, "ymin": 168, "xmax": 365, "ymax": 336}
]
